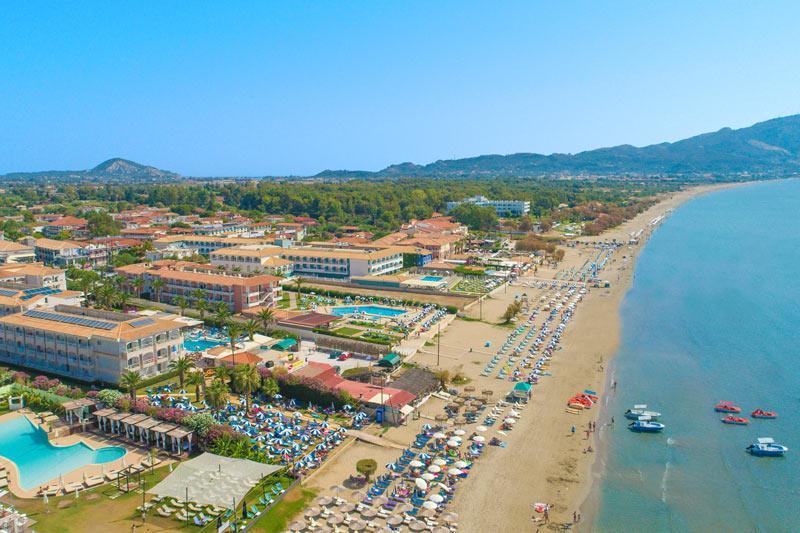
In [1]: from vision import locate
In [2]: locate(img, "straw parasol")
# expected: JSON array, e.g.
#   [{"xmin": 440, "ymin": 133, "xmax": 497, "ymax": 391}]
[
  {"xmin": 316, "ymin": 496, "xmax": 333, "ymax": 506},
  {"xmin": 351, "ymin": 490, "xmax": 366, "ymax": 502},
  {"xmin": 433, "ymin": 527, "xmax": 451, "ymax": 533},
  {"xmin": 408, "ymin": 519, "xmax": 428, "ymax": 531},
  {"xmin": 349, "ymin": 519, "xmax": 367, "ymax": 531},
  {"xmin": 387, "ymin": 515, "xmax": 404, "ymax": 526},
  {"xmin": 482, "ymin": 389, "xmax": 493, "ymax": 397},
  {"xmin": 396, "ymin": 502, "xmax": 414, "ymax": 513},
  {"xmin": 288, "ymin": 520, "xmax": 307, "ymax": 531},
  {"xmin": 453, "ymin": 397, "xmax": 465, "ymax": 405},
  {"xmin": 441, "ymin": 512, "xmax": 459, "ymax": 523},
  {"xmin": 340, "ymin": 502, "xmax": 356, "ymax": 513},
  {"xmin": 305, "ymin": 506, "xmax": 322, "ymax": 518},
  {"xmin": 435, "ymin": 414, "xmax": 449, "ymax": 423},
  {"xmin": 464, "ymin": 385, "xmax": 476, "ymax": 393},
  {"xmin": 360, "ymin": 507, "xmax": 378, "ymax": 518},
  {"xmin": 328, "ymin": 513, "xmax": 345, "ymax": 525},
  {"xmin": 372, "ymin": 496, "xmax": 389, "ymax": 507}
]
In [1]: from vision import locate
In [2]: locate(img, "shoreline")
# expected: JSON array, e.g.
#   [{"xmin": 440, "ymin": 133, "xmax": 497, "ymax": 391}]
[{"xmin": 574, "ymin": 181, "xmax": 753, "ymax": 530}]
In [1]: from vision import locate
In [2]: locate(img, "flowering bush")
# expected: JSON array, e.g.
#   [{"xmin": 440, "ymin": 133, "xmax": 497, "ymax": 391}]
[
  {"xmin": 86, "ymin": 390, "xmax": 99, "ymax": 399},
  {"xmin": 97, "ymin": 389, "xmax": 123, "ymax": 407},
  {"xmin": 12, "ymin": 371, "xmax": 29, "ymax": 384},
  {"xmin": 183, "ymin": 413, "xmax": 215, "ymax": 438}
]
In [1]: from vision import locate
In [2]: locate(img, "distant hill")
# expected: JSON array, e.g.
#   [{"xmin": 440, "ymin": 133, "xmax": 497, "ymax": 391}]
[
  {"xmin": 2, "ymin": 158, "xmax": 181, "ymax": 182},
  {"xmin": 316, "ymin": 114, "xmax": 800, "ymax": 178}
]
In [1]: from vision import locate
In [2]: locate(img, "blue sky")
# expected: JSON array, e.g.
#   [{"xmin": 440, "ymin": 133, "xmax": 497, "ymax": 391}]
[{"xmin": 1, "ymin": 1, "xmax": 799, "ymax": 176}]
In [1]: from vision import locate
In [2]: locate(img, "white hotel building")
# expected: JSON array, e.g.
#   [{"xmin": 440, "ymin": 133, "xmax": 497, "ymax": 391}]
[{"xmin": 446, "ymin": 195, "xmax": 531, "ymax": 217}]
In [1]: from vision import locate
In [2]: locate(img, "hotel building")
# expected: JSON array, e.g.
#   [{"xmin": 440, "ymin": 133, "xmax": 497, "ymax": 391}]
[
  {"xmin": 279, "ymin": 247, "xmax": 403, "ymax": 280},
  {"xmin": 0, "ymin": 306, "xmax": 185, "ymax": 383},
  {"xmin": 446, "ymin": 195, "xmax": 531, "ymax": 217}
]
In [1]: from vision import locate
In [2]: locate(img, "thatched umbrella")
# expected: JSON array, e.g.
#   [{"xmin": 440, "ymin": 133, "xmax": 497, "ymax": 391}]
[{"xmin": 288, "ymin": 520, "xmax": 307, "ymax": 531}]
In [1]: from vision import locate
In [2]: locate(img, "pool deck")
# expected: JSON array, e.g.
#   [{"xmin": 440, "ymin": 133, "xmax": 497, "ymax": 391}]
[{"xmin": 0, "ymin": 411, "xmax": 152, "ymax": 499}]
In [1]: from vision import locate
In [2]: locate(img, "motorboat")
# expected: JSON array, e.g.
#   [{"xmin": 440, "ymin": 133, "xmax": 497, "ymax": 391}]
[
  {"xmin": 751, "ymin": 409, "xmax": 777, "ymax": 419},
  {"xmin": 628, "ymin": 416, "xmax": 665, "ymax": 433},
  {"xmin": 721, "ymin": 415, "xmax": 749, "ymax": 425},
  {"xmin": 625, "ymin": 404, "xmax": 661, "ymax": 420},
  {"xmin": 746, "ymin": 437, "xmax": 788, "ymax": 457},
  {"xmin": 714, "ymin": 401, "xmax": 742, "ymax": 413}
]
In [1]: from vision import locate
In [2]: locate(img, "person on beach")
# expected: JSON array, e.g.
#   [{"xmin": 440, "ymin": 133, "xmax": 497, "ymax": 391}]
[{"xmin": 571, "ymin": 425, "xmax": 576, "ymax": 435}]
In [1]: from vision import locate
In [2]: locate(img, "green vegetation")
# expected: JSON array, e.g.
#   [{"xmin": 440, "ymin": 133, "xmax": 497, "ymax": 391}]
[
  {"xmin": 332, "ymin": 326, "xmax": 362, "ymax": 337},
  {"xmin": 449, "ymin": 202, "xmax": 498, "ymax": 230},
  {"xmin": 251, "ymin": 484, "xmax": 316, "ymax": 533}
]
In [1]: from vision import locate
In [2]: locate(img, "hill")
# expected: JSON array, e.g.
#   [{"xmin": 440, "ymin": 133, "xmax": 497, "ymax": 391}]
[
  {"xmin": 2, "ymin": 158, "xmax": 181, "ymax": 182},
  {"xmin": 317, "ymin": 114, "xmax": 800, "ymax": 178}
]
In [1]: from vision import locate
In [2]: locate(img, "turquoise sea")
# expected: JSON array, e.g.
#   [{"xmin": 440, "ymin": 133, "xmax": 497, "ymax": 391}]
[{"xmin": 595, "ymin": 179, "xmax": 800, "ymax": 532}]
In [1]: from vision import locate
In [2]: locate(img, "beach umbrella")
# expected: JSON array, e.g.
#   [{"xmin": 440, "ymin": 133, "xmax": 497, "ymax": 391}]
[
  {"xmin": 288, "ymin": 520, "xmax": 307, "ymax": 531},
  {"xmin": 432, "ymin": 432, "xmax": 446, "ymax": 439},
  {"xmin": 360, "ymin": 507, "xmax": 378, "ymax": 518},
  {"xmin": 504, "ymin": 418, "xmax": 516, "ymax": 425},
  {"xmin": 340, "ymin": 503, "xmax": 356, "ymax": 513},
  {"xmin": 475, "ymin": 426, "xmax": 488, "ymax": 433},
  {"xmin": 409, "ymin": 460, "xmax": 424, "ymax": 468},
  {"xmin": 432, "ymin": 527, "xmax": 451, "ymax": 533},
  {"xmin": 427, "ymin": 465, "xmax": 441, "ymax": 473},
  {"xmin": 387, "ymin": 516, "xmax": 404, "ymax": 526},
  {"xmin": 414, "ymin": 478, "xmax": 428, "ymax": 491},
  {"xmin": 428, "ymin": 494, "xmax": 444, "ymax": 503},
  {"xmin": 305, "ymin": 506, "xmax": 322, "ymax": 518},
  {"xmin": 396, "ymin": 502, "xmax": 414, "ymax": 513},
  {"xmin": 447, "ymin": 468, "xmax": 462, "ymax": 476},
  {"xmin": 373, "ymin": 496, "xmax": 389, "ymax": 507},
  {"xmin": 330, "ymin": 485, "xmax": 346, "ymax": 496},
  {"xmin": 446, "ymin": 439, "xmax": 460, "ymax": 447},
  {"xmin": 351, "ymin": 490, "xmax": 366, "ymax": 502},
  {"xmin": 433, "ymin": 458, "xmax": 447, "ymax": 466},
  {"xmin": 453, "ymin": 429, "xmax": 466, "ymax": 436},
  {"xmin": 473, "ymin": 435, "xmax": 485, "ymax": 443},
  {"xmin": 453, "ymin": 460, "xmax": 468, "ymax": 468},
  {"xmin": 421, "ymin": 473, "xmax": 435, "ymax": 481},
  {"xmin": 441, "ymin": 512, "xmax": 459, "ymax": 523},
  {"xmin": 349, "ymin": 519, "xmax": 367, "ymax": 531},
  {"xmin": 328, "ymin": 514, "xmax": 345, "ymax": 525}
]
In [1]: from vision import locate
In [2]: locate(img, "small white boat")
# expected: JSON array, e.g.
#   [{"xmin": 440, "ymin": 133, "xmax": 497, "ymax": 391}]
[
  {"xmin": 628, "ymin": 416, "xmax": 665, "ymax": 433},
  {"xmin": 625, "ymin": 404, "xmax": 661, "ymax": 420},
  {"xmin": 746, "ymin": 437, "xmax": 788, "ymax": 457}
]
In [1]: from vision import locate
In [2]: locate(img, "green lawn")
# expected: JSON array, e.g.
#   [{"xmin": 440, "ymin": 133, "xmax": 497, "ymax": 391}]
[
  {"xmin": 250, "ymin": 485, "xmax": 316, "ymax": 533},
  {"xmin": 332, "ymin": 326, "xmax": 362, "ymax": 337}
]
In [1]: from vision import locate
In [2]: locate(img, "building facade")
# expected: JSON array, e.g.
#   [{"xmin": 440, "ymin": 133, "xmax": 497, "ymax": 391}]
[
  {"xmin": 0, "ymin": 306, "xmax": 184, "ymax": 383},
  {"xmin": 446, "ymin": 195, "xmax": 531, "ymax": 216},
  {"xmin": 279, "ymin": 247, "xmax": 403, "ymax": 280}
]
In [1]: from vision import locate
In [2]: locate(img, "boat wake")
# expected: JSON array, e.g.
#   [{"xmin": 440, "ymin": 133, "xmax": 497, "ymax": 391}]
[
  {"xmin": 666, "ymin": 437, "xmax": 676, "ymax": 447},
  {"xmin": 660, "ymin": 461, "xmax": 672, "ymax": 503}
]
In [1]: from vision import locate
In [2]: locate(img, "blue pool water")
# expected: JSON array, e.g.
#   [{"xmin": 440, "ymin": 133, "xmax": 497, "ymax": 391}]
[
  {"xmin": 0, "ymin": 416, "xmax": 126, "ymax": 489},
  {"xmin": 184, "ymin": 337, "xmax": 225, "ymax": 352},
  {"xmin": 331, "ymin": 305, "xmax": 407, "ymax": 317},
  {"xmin": 421, "ymin": 276, "xmax": 444, "ymax": 282},
  {"xmin": 596, "ymin": 180, "xmax": 800, "ymax": 532}
]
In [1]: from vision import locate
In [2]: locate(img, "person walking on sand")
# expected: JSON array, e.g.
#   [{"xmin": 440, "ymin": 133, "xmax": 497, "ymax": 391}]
[{"xmin": 571, "ymin": 425, "xmax": 576, "ymax": 436}]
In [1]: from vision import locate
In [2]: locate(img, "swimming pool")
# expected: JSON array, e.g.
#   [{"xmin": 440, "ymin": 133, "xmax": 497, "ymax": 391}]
[
  {"xmin": 184, "ymin": 337, "xmax": 225, "ymax": 352},
  {"xmin": 0, "ymin": 416, "xmax": 126, "ymax": 489},
  {"xmin": 331, "ymin": 305, "xmax": 407, "ymax": 317},
  {"xmin": 421, "ymin": 276, "xmax": 444, "ymax": 282}
]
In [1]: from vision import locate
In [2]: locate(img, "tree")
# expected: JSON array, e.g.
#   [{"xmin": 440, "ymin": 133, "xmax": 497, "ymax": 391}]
[
  {"xmin": 205, "ymin": 378, "xmax": 230, "ymax": 409},
  {"xmin": 233, "ymin": 364, "xmax": 260, "ymax": 412},
  {"xmin": 213, "ymin": 365, "xmax": 231, "ymax": 384},
  {"xmin": 244, "ymin": 319, "xmax": 259, "ymax": 341},
  {"xmin": 293, "ymin": 277, "xmax": 305, "ymax": 293},
  {"xmin": 196, "ymin": 298, "xmax": 208, "ymax": 320},
  {"xmin": 116, "ymin": 290, "xmax": 131, "ymax": 311},
  {"xmin": 450, "ymin": 203, "xmax": 498, "ymax": 231},
  {"xmin": 226, "ymin": 321, "xmax": 243, "ymax": 364},
  {"xmin": 214, "ymin": 302, "xmax": 231, "ymax": 326},
  {"xmin": 151, "ymin": 279, "xmax": 165, "ymax": 303},
  {"xmin": 86, "ymin": 211, "xmax": 122, "ymax": 238},
  {"xmin": 356, "ymin": 459, "xmax": 378, "ymax": 482},
  {"xmin": 174, "ymin": 296, "xmax": 188, "ymax": 316},
  {"xmin": 119, "ymin": 370, "xmax": 142, "ymax": 402},
  {"xmin": 133, "ymin": 278, "xmax": 144, "ymax": 298},
  {"xmin": 169, "ymin": 355, "xmax": 194, "ymax": 389},
  {"xmin": 434, "ymin": 370, "xmax": 451, "ymax": 389},
  {"xmin": 500, "ymin": 301, "xmax": 522, "ymax": 323},
  {"xmin": 186, "ymin": 371, "xmax": 206, "ymax": 402},
  {"xmin": 257, "ymin": 308, "xmax": 275, "ymax": 333},
  {"xmin": 260, "ymin": 377, "xmax": 280, "ymax": 399}
]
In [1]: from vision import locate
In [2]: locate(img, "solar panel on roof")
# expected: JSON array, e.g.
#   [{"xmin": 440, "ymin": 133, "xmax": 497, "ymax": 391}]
[
  {"xmin": 20, "ymin": 287, "xmax": 61, "ymax": 300},
  {"xmin": 129, "ymin": 317, "xmax": 156, "ymax": 328},
  {"xmin": 0, "ymin": 289, "xmax": 18, "ymax": 297},
  {"xmin": 22, "ymin": 310, "xmax": 117, "ymax": 330}
]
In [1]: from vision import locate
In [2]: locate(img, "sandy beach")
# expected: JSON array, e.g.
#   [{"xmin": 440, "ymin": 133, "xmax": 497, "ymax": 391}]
[{"xmin": 442, "ymin": 183, "xmax": 735, "ymax": 532}]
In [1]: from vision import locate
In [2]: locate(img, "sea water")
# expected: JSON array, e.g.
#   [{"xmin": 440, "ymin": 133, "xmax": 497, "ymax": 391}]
[{"xmin": 595, "ymin": 179, "xmax": 800, "ymax": 532}]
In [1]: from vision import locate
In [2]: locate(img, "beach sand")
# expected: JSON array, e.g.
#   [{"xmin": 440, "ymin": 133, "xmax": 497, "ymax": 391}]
[{"xmin": 444, "ymin": 184, "xmax": 733, "ymax": 532}]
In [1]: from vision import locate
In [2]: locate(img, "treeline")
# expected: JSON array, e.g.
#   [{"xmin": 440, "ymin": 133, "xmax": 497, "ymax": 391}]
[{"xmin": 0, "ymin": 178, "xmax": 676, "ymax": 232}]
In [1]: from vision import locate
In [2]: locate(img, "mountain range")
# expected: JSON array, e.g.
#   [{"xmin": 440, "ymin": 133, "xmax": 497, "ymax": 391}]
[
  {"xmin": 1, "ymin": 158, "xmax": 180, "ymax": 183},
  {"xmin": 316, "ymin": 114, "xmax": 800, "ymax": 179},
  {"xmin": 3, "ymin": 114, "xmax": 800, "ymax": 181}
]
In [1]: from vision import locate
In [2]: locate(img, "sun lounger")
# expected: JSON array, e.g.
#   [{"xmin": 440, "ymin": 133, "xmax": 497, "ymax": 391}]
[
  {"xmin": 84, "ymin": 476, "xmax": 104, "ymax": 488},
  {"xmin": 156, "ymin": 507, "xmax": 173, "ymax": 517},
  {"xmin": 249, "ymin": 504, "xmax": 261, "ymax": 517},
  {"xmin": 104, "ymin": 470, "xmax": 120, "ymax": 482},
  {"xmin": 175, "ymin": 510, "xmax": 191, "ymax": 521},
  {"xmin": 0, "ymin": 480, "xmax": 7, "ymax": 489},
  {"xmin": 187, "ymin": 503, "xmax": 204, "ymax": 513}
]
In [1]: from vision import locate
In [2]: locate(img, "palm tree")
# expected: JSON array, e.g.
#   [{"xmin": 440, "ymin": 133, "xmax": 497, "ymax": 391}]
[
  {"xmin": 214, "ymin": 302, "xmax": 231, "ymax": 326},
  {"xmin": 233, "ymin": 364, "xmax": 260, "ymax": 412},
  {"xmin": 79, "ymin": 277, "xmax": 94, "ymax": 307},
  {"xmin": 293, "ymin": 276, "xmax": 305, "ymax": 293},
  {"xmin": 151, "ymin": 279, "xmax": 165, "ymax": 303},
  {"xmin": 244, "ymin": 319, "xmax": 259, "ymax": 341},
  {"xmin": 169, "ymin": 355, "xmax": 194, "ymax": 389},
  {"xmin": 117, "ymin": 290, "xmax": 131, "ymax": 311},
  {"xmin": 120, "ymin": 370, "xmax": 143, "ymax": 402},
  {"xmin": 174, "ymin": 295, "xmax": 188, "ymax": 316},
  {"xmin": 213, "ymin": 365, "xmax": 231, "ymax": 384},
  {"xmin": 261, "ymin": 376, "xmax": 280, "ymax": 399},
  {"xmin": 257, "ymin": 308, "xmax": 275, "ymax": 333},
  {"xmin": 225, "ymin": 321, "xmax": 242, "ymax": 365},
  {"xmin": 195, "ymin": 299, "xmax": 208, "ymax": 321},
  {"xmin": 186, "ymin": 371, "xmax": 206, "ymax": 402},
  {"xmin": 132, "ymin": 277, "xmax": 144, "ymax": 298},
  {"xmin": 205, "ymin": 378, "xmax": 229, "ymax": 409}
]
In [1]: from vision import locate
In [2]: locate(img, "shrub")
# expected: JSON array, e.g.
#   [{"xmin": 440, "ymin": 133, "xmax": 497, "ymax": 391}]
[
  {"xmin": 183, "ymin": 413, "xmax": 216, "ymax": 438},
  {"xmin": 356, "ymin": 459, "xmax": 378, "ymax": 481},
  {"xmin": 97, "ymin": 389, "xmax": 123, "ymax": 407}
]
